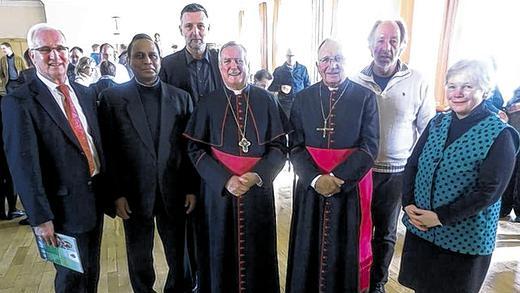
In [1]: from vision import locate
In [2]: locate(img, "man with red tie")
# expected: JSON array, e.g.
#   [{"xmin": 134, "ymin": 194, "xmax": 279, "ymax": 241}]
[
  {"xmin": 285, "ymin": 39, "xmax": 379, "ymax": 293},
  {"xmin": 1, "ymin": 24, "xmax": 105, "ymax": 293},
  {"xmin": 184, "ymin": 41, "xmax": 286, "ymax": 293}
]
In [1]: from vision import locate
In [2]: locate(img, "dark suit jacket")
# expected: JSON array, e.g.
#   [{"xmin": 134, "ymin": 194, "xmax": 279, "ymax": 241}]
[
  {"xmin": 1, "ymin": 77, "xmax": 105, "ymax": 233},
  {"xmin": 159, "ymin": 47, "xmax": 223, "ymax": 104},
  {"xmin": 98, "ymin": 80, "xmax": 197, "ymax": 218}
]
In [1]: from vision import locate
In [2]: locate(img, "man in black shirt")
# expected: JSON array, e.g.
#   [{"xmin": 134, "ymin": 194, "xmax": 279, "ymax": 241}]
[
  {"xmin": 159, "ymin": 3, "xmax": 223, "ymax": 104},
  {"xmin": 99, "ymin": 34, "xmax": 197, "ymax": 293}
]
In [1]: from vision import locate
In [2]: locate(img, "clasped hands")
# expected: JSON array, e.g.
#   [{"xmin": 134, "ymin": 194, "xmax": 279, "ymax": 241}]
[
  {"xmin": 225, "ymin": 172, "xmax": 260, "ymax": 197},
  {"xmin": 404, "ymin": 204, "xmax": 442, "ymax": 231},
  {"xmin": 315, "ymin": 174, "xmax": 344, "ymax": 197}
]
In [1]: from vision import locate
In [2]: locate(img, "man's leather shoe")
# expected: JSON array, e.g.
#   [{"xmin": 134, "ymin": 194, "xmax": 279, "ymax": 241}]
[{"xmin": 7, "ymin": 210, "xmax": 25, "ymax": 220}]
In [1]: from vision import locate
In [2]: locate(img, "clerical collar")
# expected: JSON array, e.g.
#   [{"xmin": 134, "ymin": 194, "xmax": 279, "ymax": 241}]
[
  {"xmin": 225, "ymin": 84, "xmax": 248, "ymax": 95},
  {"xmin": 185, "ymin": 47, "xmax": 210, "ymax": 63},
  {"xmin": 135, "ymin": 77, "xmax": 160, "ymax": 88}
]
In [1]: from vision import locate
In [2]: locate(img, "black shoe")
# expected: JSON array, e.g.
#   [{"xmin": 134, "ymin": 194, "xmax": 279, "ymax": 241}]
[
  {"xmin": 18, "ymin": 218, "xmax": 30, "ymax": 225},
  {"xmin": 7, "ymin": 210, "xmax": 26, "ymax": 220},
  {"xmin": 0, "ymin": 212, "xmax": 7, "ymax": 220},
  {"xmin": 370, "ymin": 283, "xmax": 386, "ymax": 293}
]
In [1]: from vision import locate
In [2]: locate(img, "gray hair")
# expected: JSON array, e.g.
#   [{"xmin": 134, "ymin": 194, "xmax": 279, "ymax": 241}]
[
  {"xmin": 368, "ymin": 20, "xmax": 407, "ymax": 49},
  {"xmin": 445, "ymin": 59, "xmax": 493, "ymax": 94},
  {"xmin": 26, "ymin": 23, "xmax": 67, "ymax": 49},
  {"xmin": 218, "ymin": 41, "xmax": 248, "ymax": 65}
]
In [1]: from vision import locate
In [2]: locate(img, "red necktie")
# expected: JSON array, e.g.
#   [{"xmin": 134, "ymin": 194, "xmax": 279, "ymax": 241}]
[{"xmin": 57, "ymin": 84, "xmax": 96, "ymax": 176}]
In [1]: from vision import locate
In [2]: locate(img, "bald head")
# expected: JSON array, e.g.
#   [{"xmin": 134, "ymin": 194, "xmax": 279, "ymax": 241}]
[{"xmin": 317, "ymin": 39, "xmax": 346, "ymax": 88}]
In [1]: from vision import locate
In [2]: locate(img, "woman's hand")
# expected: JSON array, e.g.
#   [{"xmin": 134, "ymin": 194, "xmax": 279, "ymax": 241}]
[{"xmin": 404, "ymin": 204, "xmax": 442, "ymax": 231}]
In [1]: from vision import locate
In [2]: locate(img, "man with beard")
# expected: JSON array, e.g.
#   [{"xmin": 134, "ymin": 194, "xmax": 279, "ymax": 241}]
[
  {"xmin": 98, "ymin": 33, "xmax": 196, "ymax": 293},
  {"xmin": 285, "ymin": 39, "xmax": 379, "ymax": 293},
  {"xmin": 184, "ymin": 41, "xmax": 286, "ymax": 293},
  {"xmin": 160, "ymin": 3, "xmax": 223, "ymax": 104},
  {"xmin": 350, "ymin": 20, "xmax": 435, "ymax": 293},
  {"xmin": 160, "ymin": 4, "xmax": 223, "ymax": 289}
]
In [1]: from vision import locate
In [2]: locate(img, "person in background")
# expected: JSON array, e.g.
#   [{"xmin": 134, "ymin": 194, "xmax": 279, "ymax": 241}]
[
  {"xmin": 67, "ymin": 46, "xmax": 83, "ymax": 81},
  {"xmin": 74, "ymin": 56, "xmax": 97, "ymax": 87},
  {"xmin": 90, "ymin": 43, "xmax": 100, "ymax": 65},
  {"xmin": 90, "ymin": 60, "xmax": 117, "ymax": 102},
  {"xmin": 99, "ymin": 43, "xmax": 131, "ymax": 84},
  {"xmin": 399, "ymin": 59, "xmax": 519, "ymax": 293},
  {"xmin": 253, "ymin": 68, "xmax": 273, "ymax": 90},
  {"xmin": 0, "ymin": 42, "xmax": 27, "ymax": 94},
  {"xmin": 350, "ymin": 19, "xmax": 436, "ymax": 293},
  {"xmin": 268, "ymin": 48, "xmax": 310, "ymax": 95}
]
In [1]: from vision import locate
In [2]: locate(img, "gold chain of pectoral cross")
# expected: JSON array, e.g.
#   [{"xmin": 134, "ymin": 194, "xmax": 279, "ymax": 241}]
[
  {"xmin": 223, "ymin": 87, "xmax": 252, "ymax": 153},
  {"xmin": 317, "ymin": 83, "xmax": 349, "ymax": 138}
]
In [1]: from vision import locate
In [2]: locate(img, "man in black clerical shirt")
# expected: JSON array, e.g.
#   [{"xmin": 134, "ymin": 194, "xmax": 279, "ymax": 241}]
[
  {"xmin": 159, "ymin": 3, "xmax": 223, "ymax": 104},
  {"xmin": 99, "ymin": 34, "xmax": 197, "ymax": 293}
]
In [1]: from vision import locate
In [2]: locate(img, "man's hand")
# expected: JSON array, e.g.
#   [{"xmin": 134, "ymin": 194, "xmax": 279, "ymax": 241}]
[
  {"xmin": 185, "ymin": 194, "xmax": 196, "ymax": 214},
  {"xmin": 34, "ymin": 220, "xmax": 57, "ymax": 247},
  {"xmin": 238, "ymin": 172, "xmax": 260, "ymax": 189},
  {"xmin": 226, "ymin": 175, "xmax": 250, "ymax": 197},
  {"xmin": 115, "ymin": 197, "xmax": 132, "ymax": 219},
  {"xmin": 315, "ymin": 175, "xmax": 344, "ymax": 197}
]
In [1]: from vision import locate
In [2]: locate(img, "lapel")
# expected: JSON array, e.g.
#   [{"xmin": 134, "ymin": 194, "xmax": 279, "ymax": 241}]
[
  {"xmin": 123, "ymin": 80, "xmax": 156, "ymax": 159},
  {"xmin": 31, "ymin": 78, "xmax": 82, "ymax": 151},
  {"xmin": 157, "ymin": 82, "xmax": 177, "ymax": 163}
]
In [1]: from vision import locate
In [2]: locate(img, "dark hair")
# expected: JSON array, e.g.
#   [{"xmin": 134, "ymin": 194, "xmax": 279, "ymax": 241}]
[
  {"xmin": 99, "ymin": 43, "xmax": 114, "ymax": 54},
  {"xmin": 180, "ymin": 3, "xmax": 208, "ymax": 20},
  {"xmin": 23, "ymin": 49, "xmax": 34, "ymax": 67},
  {"xmin": 99, "ymin": 60, "xmax": 116, "ymax": 77},
  {"xmin": 0, "ymin": 42, "xmax": 12, "ymax": 48},
  {"xmin": 254, "ymin": 69, "xmax": 272, "ymax": 82},
  {"xmin": 70, "ymin": 46, "xmax": 83, "ymax": 54},
  {"xmin": 92, "ymin": 43, "xmax": 99, "ymax": 49},
  {"xmin": 127, "ymin": 33, "xmax": 160, "ymax": 57}
]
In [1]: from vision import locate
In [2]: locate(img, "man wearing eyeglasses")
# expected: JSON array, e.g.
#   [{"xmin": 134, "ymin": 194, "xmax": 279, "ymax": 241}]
[
  {"xmin": 350, "ymin": 20, "xmax": 435, "ymax": 293},
  {"xmin": 286, "ymin": 39, "xmax": 379, "ymax": 293},
  {"xmin": 1, "ymin": 23, "xmax": 106, "ymax": 293}
]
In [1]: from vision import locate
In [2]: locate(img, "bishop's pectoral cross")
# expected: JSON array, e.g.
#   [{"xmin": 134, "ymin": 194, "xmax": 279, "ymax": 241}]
[
  {"xmin": 239, "ymin": 137, "xmax": 251, "ymax": 153},
  {"xmin": 316, "ymin": 120, "xmax": 334, "ymax": 138}
]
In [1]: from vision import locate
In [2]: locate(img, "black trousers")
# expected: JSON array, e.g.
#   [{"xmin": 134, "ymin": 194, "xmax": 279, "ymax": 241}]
[
  {"xmin": 500, "ymin": 158, "xmax": 520, "ymax": 217},
  {"xmin": 370, "ymin": 172, "xmax": 403, "ymax": 287},
  {"xmin": 54, "ymin": 221, "xmax": 103, "ymax": 293},
  {"xmin": 0, "ymin": 150, "xmax": 16, "ymax": 218},
  {"xmin": 123, "ymin": 199, "xmax": 186, "ymax": 293}
]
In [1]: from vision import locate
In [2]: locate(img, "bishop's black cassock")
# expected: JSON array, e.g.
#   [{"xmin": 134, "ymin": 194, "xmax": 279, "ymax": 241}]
[
  {"xmin": 184, "ymin": 85, "xmax": 286, "ymax": 293},
  {"xmin": 286, "ymin": 79, "xmax": 379, "ymax": 293}
]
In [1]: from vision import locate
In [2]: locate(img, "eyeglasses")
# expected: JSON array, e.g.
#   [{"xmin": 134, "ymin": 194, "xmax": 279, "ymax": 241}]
[
  {"xmin": 319, "ymin": 55, "xmax": 344, "ymax": 64},
  {"xmin": 31, "ymin": 45, "xmax": 69, "ymax": 54}
]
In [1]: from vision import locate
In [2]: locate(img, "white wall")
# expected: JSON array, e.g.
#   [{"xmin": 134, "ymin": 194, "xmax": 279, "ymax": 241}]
[
  {"xmin": 42, "ymin": 0, "xmax": 242, "ymax": 57},
  {"xmin": 0, "ymin": 0, "xmax": 46, "ymax": 38}
]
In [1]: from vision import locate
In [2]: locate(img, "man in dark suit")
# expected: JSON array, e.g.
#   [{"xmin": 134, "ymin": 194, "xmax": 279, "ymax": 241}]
[
  {"xmin": 1, "ymin": 23, "xmax": 105, "ymax": 293},
  {"xmin": 99, "ymin": 33, "xmax": 197, "ymax": 293},
  {"xmin": 159, "ymin": 3, "xmax": 223, "ymax": 104}
]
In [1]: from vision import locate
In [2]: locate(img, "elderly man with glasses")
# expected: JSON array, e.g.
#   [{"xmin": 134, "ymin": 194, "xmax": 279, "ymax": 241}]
[{"xmin": 1, "ymin": 23, "xmax": 106, "ymax": 293}]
